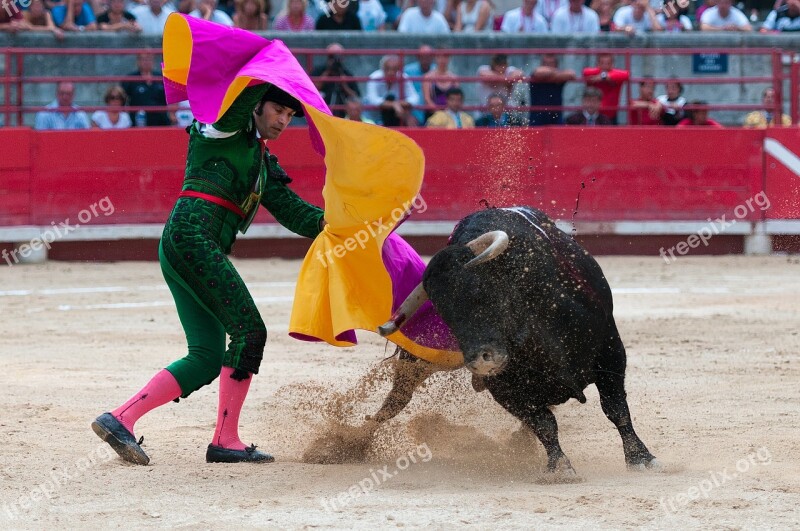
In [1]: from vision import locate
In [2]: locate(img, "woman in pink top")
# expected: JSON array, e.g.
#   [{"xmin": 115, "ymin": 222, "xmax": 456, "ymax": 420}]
[{"xmin": 273, "ymin": 0, "xmax": 315, "ymax": 30}]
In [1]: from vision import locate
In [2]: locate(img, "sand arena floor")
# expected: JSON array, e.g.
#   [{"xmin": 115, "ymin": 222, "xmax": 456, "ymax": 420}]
[{"xmin": 1, "ymin": 255, "xmax": 799, "ymax": 529}]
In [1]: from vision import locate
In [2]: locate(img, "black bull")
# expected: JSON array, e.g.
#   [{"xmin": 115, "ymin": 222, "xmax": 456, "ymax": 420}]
[{"xmin": 372, "ymin": 206, "xmax": 658, "ymax": 474}]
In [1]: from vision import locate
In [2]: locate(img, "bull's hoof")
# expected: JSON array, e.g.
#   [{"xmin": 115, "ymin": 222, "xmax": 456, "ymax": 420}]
[
  {"xmin": 471, "ymin": 374, "xmax": 486, "ymax": 392},
  {"xmin": 537, "ymin": 458, "xmax": 583, "ymax": 484},
  {"xmin": 628, "ymin": 457, "xmax": 662, "ymax": 472}
]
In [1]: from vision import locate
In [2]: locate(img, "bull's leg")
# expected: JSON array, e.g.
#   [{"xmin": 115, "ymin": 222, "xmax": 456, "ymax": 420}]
[
  {"xmin": 364, "ymin": 347, "xmax": 440, "ymax": 428},
  {"xmin": 595, "ymin": 330, "xmax": 658, "ymax": 470}
]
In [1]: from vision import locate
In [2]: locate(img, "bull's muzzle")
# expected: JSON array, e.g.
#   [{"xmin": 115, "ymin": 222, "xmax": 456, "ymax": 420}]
[{"xmin": 465, "ymin": 347, "xmax": 509, "ymax": 376}]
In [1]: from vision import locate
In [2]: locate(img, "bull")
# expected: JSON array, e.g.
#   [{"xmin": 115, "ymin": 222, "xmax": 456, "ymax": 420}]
[{"xmin": 370, "ymin": 206, "xmax": 658, "ymax": 475}]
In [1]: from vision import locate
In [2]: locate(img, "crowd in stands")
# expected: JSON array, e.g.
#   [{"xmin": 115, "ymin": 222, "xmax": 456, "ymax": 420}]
[
  {"xmin": 28, "ymin": 46, "xmax": 791, "ymax": 130},
  {"xmin": 1, "ymin": 0, "xmax": 796, "ymax": 34}
]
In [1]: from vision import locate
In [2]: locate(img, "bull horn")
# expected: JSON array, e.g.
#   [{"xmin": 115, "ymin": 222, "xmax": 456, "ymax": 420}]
[
  {"xmin": 377, "ymin": 282, "xmax": 429, "ymax": 337},
  {"xmin": 465, "ymin": 230, "xmax": 509, "ymax": 268}
]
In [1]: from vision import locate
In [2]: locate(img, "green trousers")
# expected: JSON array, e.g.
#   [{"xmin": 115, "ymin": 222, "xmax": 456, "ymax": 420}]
[{"xmin": 159, "ymin": 197, "xmax": 267, "ymax": 398}]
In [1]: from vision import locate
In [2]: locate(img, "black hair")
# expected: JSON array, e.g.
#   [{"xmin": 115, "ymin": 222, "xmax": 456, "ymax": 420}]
[{"xmin": 446, "ymin": 87, "xmax": 464, "ymax": 98}]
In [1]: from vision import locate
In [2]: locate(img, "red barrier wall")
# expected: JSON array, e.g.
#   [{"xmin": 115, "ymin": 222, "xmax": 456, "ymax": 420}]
[
  {"xmin": 0, "ymin": 126, "xmax": 793, "ymax": 228},
  {"xmin": 764, "ymin": 128, "xmax": 800, "ymax": 220}
]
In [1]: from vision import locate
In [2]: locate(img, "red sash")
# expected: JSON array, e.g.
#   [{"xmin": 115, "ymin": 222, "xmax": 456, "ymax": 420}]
[{"xmin": 178, "ymin": 190, "xmax": 245, "ymax": 218}]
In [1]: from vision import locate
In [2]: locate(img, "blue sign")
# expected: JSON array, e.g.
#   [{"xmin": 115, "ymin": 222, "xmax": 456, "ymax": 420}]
[{"xmin": 692, "ymin": 53, "xmax": 729, "ymax": 74}]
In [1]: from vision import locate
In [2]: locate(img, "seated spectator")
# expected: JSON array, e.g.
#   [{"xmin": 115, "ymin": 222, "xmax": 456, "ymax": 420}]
[
  {"xmin": 175, "ymin": 0, "xmax": 194, "ymax": 14},
  {"xmin": 52, "ymin": 0, "xmax": 97, "ymax": 30},
  {"xmin": 550, "ymin": 0, "xmax": 600, "ymax": 32},
  {"xmin": 344, "ymin": 97, "xmax": 376, "ymax": 124},
  {"xmin": 233, "ymin": 0, "xmax": 268, "ymax": 29},
  {"xmin": 405, "ymin": 44, "xmax": 435, "ymax": 124},
  {"xmin": 0, "ymin": 0, "xmax": 25, "ymax": 32},
  {"xmin": 426, "ymin": 87, "xmax": 474, "ymax": 128},
  {"xmin": 364, "ymin": 54, "xmax": 420, "ymax": 126},
  {"xmin": 657, "ymin": 5, "xmax": 693, "ymax": 31},
  {"xmin": 122, "ymin": 53, "xmax": 174, "ymax": 127},
  {"xmin": 677, "ymin": 101, "xmax": 723, "ymax": 127},
  {"xmin": 529, "ymin": 53, "xmax": 576, "ymax": 126},
  {"xmin": 397, "ymin": 0, "xmax": 450, "ymax": 32},
  {"xmin": 744, "ymin": 88, "xmax": 791, "ymax": 127},
  {"xmin": 657, "ymin": 79, "xmax": 686, "ymax": 125},
  {"xmin": 454, "ymin": 0, "xmax": 492, "ymax": 31},
  {"xmin": 628, "ymin": 77, "xmax": 663, "ymax": 125},
  {"xmin": 612, "ymin": 0, "xmax": 661, "ymax": 34},
  {"xmin": 565, "ymin": 87, "xmax": 613, "ymax": 125},
  {"xmin": 357, "ymin": 0, "xmax": 387, "ymax": 30},
  {"xmin": 316, "ymin": 1, "xmax": 362, "ymax": 29},
  {"xmin": 761, "ymin": 0, "xmax": 800, "ymax": 31},
  {"xmin": 92, "ymin": 85, "xmax": 133, "ymax": 129},
  {"xmin": 311, "ymin": 43, "xmax": 360, "ymax": 117},
  {"xmin": 97, "ymin": 0, "xmax": 142, "ymax": 31},
  {"xmin": 500, "ymin": 0, "xmax": 548, "ymax": 32},
  {"xmin": 132, "ymin": 0, "xmax": 173, "ymax": 35},
  {"xmin": 35, "ymin": 81, "xmax": 91, "ymax": 130},
  {"xmin": 190, "ymin": 0, "xmax": 234, "ymax": 25},
  {"xmin": 22, "ymin": 0, "xmax": 66, "ymax": 39},
  {"xmin": 583, "ymin": 53, "xmax": 629, "ymax": 124},
  {"xmin": 174, "ymin": 100, "xmax": 194, "ymax": 127},
  {"xmin": 477, "ymin": 54, "xmax": 525, "ymax": 115},
  {"xmin": 421, "ymin": 50, "xmax": 459, "ymax": 119},
  {"xmin": 381, "ymin": 0, "xmax": 403, "ymax": 27},
  {"xmin": 536, "ymin": 0, "xmax": 567, "ymax": 28},
  {"xmin": 696, "ymin": 0, "xmax": 716, "ymax": 20},
  {"xmin": 272, "ymin": 0, "xmax": 315, "ymax": 30},
  {"xmin": 700, "ymin": 0, "xmax": 751, "ymax": 30},
  {"xmin": 475, "ymin": 93, "xmax": 522, "ymax": 127},
  {"xmin": 591, "ymin": 0, "xmax": 617, "ymax": 31}
]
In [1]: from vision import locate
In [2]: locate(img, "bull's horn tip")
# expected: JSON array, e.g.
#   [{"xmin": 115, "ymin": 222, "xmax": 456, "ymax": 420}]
[{"xmin": 377, "ymin": 322, "xmax": 398, "ymax": 337}]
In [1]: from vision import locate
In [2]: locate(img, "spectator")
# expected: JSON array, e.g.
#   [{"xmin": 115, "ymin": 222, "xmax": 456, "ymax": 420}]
[
  {"xmin": 122, "ymin": 53, "xmax": 174, "ymax": 127},
  {"xmin": 404, "ymin": 44, "xmax": 435, "ymax": 97},
  {"xmin": 272, "ymin": 0, "xmax": 315, "ymax": 30},
  {"xmin": 477, "ymin": 53, "xmax": 525, "ymax": 116},
  {"xmin": 500, "ymin": 0, "xmax": 549, "ymax": 32},
  {"xmin": 34, "ymin": 81, "xmax": 91, "ymax": 130},
  {"xmin": 344, "ymin": 96, "xmax": 376, "ymax": 124},
  {"xmin": 677, "ymin": 100, "xmax": 723, "ymax": 127},
  {"xmin": 700, "ymin": 0, "xmax": 751, "ymax": 30},
  {"xmin": 425, "ymin": 87, "xmax": 475, "ymax": 128},
  {"xmin": 591, "ymin": 0, "xmax": 617, "ymax": 31},
  {"xmin": 357, "ymin": 0, "xmax": 387, "ymax": 30},
  {"xmin": 583, "ymin": 53, "xmax": 629, "ymax": 124},
  {"xmin": 364, "ymin": 54, "xmax": 420, "ymax": 126},
  {"xmin": 397, "ymin": 0, "xmax": 450, "ymax": 32},
  {"xmin": 536, "ymin": 0, "xmax": 567, "ymax": 27},
  {"xmin": 52, "ymin": 0, "xmax": 97, "ymax": 30},
  {"xmin": 454, "ymin": 0, "xmax": 492, "ymax": 31},
  {"xmin": 97, "ymin": 0, "xmax": 142, "ymax": 31},
  {"xmin": 529, "ymin": 53, "xmax": 576, "ymax": 126},
  {"xmin": 657, "ymin": 5, "xmax": 693, "ymax": 31},
  {"xmin": 132, "ymin": 0, "xmax": 173, "ymax": 35},
  {"xmin": 612, "ymin": 0, "xmax": 661, "ymax": 34},
  {"xmin": 761, "ymin": 0, "xmax": 800, "ymax": 31},
  {"xmin": 311, "ymin": 43, "xmax": 360, "ymax": 117},
  {"xmin": 421, "ymin": 50, "xmax": 459, "ymax": 119},
  {"xmin": 190, "ymin": 0, "xmax": 234, "ymax": 24},
  {"xmin": 381, "ymin": 0, "xmax": 403, "ymax": 27},
  {"xmin": 628, "ymin": 77, "xmax": 663, "ymax": 125},
  {"xmin": 657, "ymin": 79, "xmax": 686, "ymax": 125},
  {"xmin": 565, "ymin": 87, "xmax": 613, "ymax": 125},
  {"xmin": 233, "ymin": 0, "xmax": 268, "ymax": 29},
  {"xmin": 174, "ymin": 100, "xmax": 194, "ymax": 127},
  {"xmin": 316, "ymin": 1, "xmax": 362, "ymax": 29},
  {"xmin": 695, "ymin": 0, "xmax": 716, "ymax": 20},
  {"xmin": 22, "ymin": 0, "xmax": 66, "ymax": 38},
  {"xmin": 550, "ymin": 0, "xmax": 600, "ymax": 32},
  {"xmin": 0, "ymin": 0, "xmax": 24, "ymax": 32},
  {"xmin": 91, "ymin": 85, "xmax": 133, "ymax": 129},
  {"xmin": 475, "ymin": 93, "xmax": 522, "ymax": 127},
  {"xmin": 175, "ymin": 0, "xmax": 195, "ymax": 14},
  {"xmin": 743, "ymin": 88, "xmax": 791, "ymax": 127}
]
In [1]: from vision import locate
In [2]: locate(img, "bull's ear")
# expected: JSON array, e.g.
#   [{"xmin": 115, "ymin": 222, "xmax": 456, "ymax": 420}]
[{"xmin": 465, "ymin": 231, "xmax": 509, "ymax": 268}]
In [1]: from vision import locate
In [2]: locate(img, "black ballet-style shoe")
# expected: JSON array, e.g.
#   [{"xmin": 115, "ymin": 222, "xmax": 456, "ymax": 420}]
[
  {"xmin": 206, "ymin": 444, "xmax": 275, "ymax": 464},
  {"xmin": 91, "ymin": 412, "xmax": 150, "ymax": 465}
]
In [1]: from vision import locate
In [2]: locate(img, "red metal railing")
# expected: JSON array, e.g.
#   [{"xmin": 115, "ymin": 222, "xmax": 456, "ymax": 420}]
[{"xmin": 1, "ymin": 46, "xmax": 794, "ymax": 126}]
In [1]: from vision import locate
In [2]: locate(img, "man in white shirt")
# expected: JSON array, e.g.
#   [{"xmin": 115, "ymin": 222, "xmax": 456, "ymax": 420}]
[
  {"xmin": 131, "ymin": 0, "xmax": 174, "ymax": 35},
  {"xmin": 34, "ymin": 82, "xmax": 91, "ymax": 130},
  {"xmin": 397, "ymin": 0, "xmax": 450, "ymax": 33},
  {"xmin": 364, "ymin": 55, "xmax": 421, "ymax": 126},
  {"xmin": 700, "ymin": 0, "xmax": 751, "ymax": 31},
  {"xmin": 189, "ymin": 0, "xmax": 234, "ymax": 25},
  {"xmin": 550, "ymin": 0, "xmax": 600, "ymax": 33},
  {"xmin": 613, "ymin": 0, "xmax": 661, "ymax": 34},
  {"xmin": 535, "ymin": 0, "xmax": 566, "ymax": 27},
  {"xmin": 501, "ymin": 0, "xmax": 549, "ymax": 32}
]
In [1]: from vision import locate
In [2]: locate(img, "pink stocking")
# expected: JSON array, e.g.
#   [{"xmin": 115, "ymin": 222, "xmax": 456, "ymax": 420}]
[
  {"xmin": 111, "ymin": 369, "xmax": 182, "ymax": 436},
  {"xmin": 211, "ymin": 367, "xmax": 253, "ymax": 450}
]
